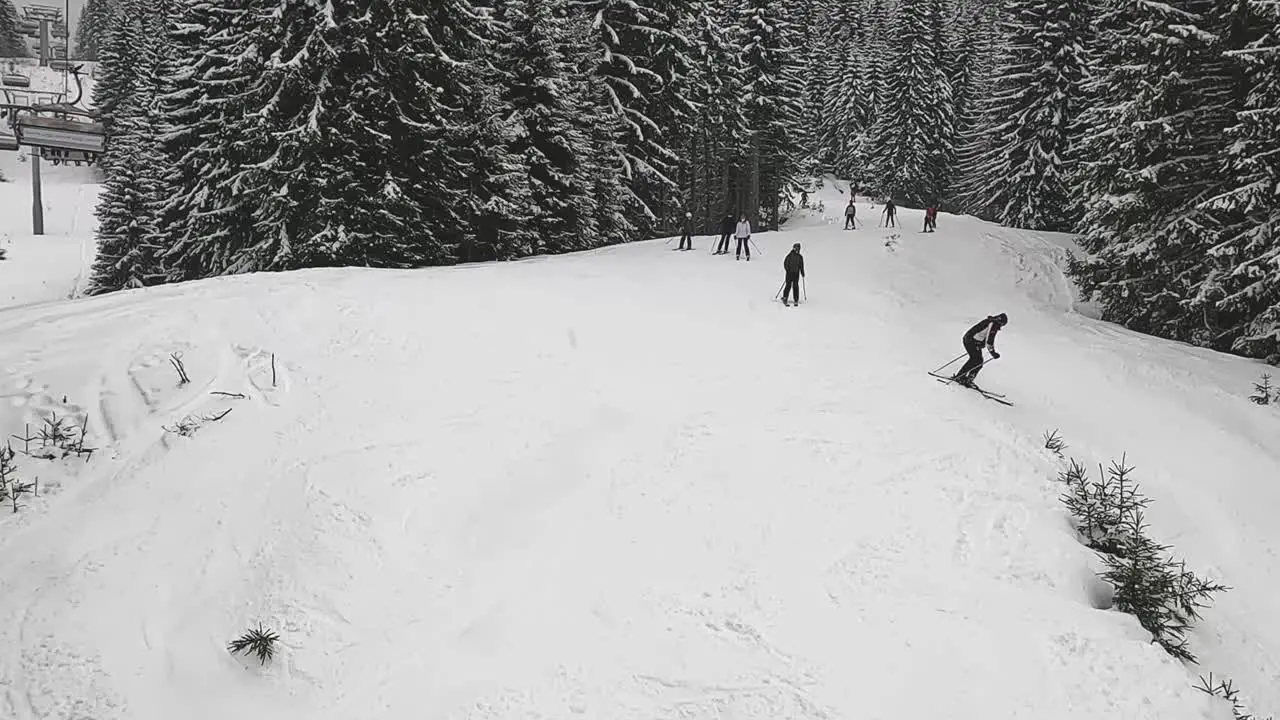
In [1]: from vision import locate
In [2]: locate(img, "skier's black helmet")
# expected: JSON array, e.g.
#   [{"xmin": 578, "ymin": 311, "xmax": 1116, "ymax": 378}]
[
  {"xmin": 994, "ymin": 312, "xmax": 1008, "ymax": 325},
  {"xmin": 793, "ymin": 243, "xmax": 801, "ymax": 250}
]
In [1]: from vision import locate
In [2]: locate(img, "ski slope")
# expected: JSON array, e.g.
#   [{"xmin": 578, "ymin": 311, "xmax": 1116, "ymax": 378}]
[{"xmin": 0, "ymin": 179, "xmax": 1277, "ymax": 719}]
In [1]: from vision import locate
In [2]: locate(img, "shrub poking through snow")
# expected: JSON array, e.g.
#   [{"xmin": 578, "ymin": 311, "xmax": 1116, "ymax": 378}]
[
  {"xmin": 1043, "ymin": 429, "xmax": 1066, "ymax": 457},
  {"xmin": 1059, "ymin": 457, "xmax": 1149, "ymax": 557},
  {"xmin": 1250, "ymin": 373, "xmax": 1273, "ymax": 405},
  {"xmin": 1057, "ymin": 454, "xmax": 1227, "ymax": 663},
  {"xmin": 0, "ymin": 444, "xmax": 37, "ymax": 512},
  {"xmin": 228, "ymin": 624, "xmax": 279, "ymax": 666},
  {"xmin": 0, "ymin": 443, "xmax": 16, "ymax": 503},
  {"xmin": 163, "ymin": 408, "xmax": 232, "ymax": 437},
  {"xmin": 169, "ymin": 352, "xmax": 190, "ymax": 385},
  {"xmin": 1098, "ymin": 511, "xmax": 1227, "ymax": 662},
  {"xmin": 1195, "ymin": 673, "xmax": 1271, "ymax": 720},
  {"xmin": 11, "ymin": 414, "xmax": 95, "ymax": 460}
]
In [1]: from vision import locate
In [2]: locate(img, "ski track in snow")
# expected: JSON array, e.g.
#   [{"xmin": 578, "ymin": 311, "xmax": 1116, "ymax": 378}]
[{"xmin": 0, "ymin": 182, "xmax": 1276, "ymax": 718}]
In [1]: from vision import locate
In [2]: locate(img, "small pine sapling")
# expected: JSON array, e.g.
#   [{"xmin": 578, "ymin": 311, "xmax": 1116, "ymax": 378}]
[
  {"xmin": 37, "ymin": 413, "xmax": 76, "ymax": 456},
  {"xmin": 228, "ymin": 624, "xmax": 280, "ymax": 666},
  {"xmin": 1100, "ymin": 510, "xmax": 1228, "ymax": 662},
  {"xmin": 1195, "ymin": 673, "xmax": 1271, "ymax": 720},
  {"xmin": 0, "ymin": 443, "xmax": 16, "ymax": 502},
  {"xmin": 1044, "ymin": 429, "xmax": 1067, "ymax": 457},
  {"xmin": 1250, "ymin": 373, "xmax": 1273, "ymax": 405},
  {"xmin": 1060, "ymin": 456, "xmax": 1149, "ymax": 556},
  {"xmin": 10, "ymin": 422, "xmax": 33, "ymax": 455}
]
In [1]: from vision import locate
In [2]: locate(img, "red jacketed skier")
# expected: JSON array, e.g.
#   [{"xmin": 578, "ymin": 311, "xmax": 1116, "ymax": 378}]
[
  {"xmin": 951, "ymin": 313, "xmax": 1007, "ymax": 387},
  {"xmin": 844, "ymin": 199, "xmax": 857, "ymax": 229}
]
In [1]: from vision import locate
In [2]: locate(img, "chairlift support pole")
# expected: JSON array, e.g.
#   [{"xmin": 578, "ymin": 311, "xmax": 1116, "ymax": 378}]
[{"xmin": 31, "ymin": 151, "xmax": 43, "ymax": 235}]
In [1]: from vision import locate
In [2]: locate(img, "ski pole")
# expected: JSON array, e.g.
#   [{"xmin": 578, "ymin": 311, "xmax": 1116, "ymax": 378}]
[
  {"xmin": 750, "ymin": 238, "xmax": 763, "ymax": 256},
  {"xmin": 931, "ymin": 352, "xmax": 968, "ymax": 374},
  {"xmin": 774, "ymin": 280, "xmax": 785, "ymax": 300},
  {"xmin": 941, "ymin": 355, "xmax": 999, "ymax": 385},
  {"xmin": 802, "ymin": 276, "xmax": 807, "ymax": 301}
]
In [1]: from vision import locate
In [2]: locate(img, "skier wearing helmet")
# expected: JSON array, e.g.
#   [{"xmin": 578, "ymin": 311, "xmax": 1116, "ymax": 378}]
[
  {"xmin": 951, "ymin": 313, "xmax": 1008, "ymax": 387},
  {"xmin": 678, "ymin": 212, "xmax": 694, "ymax": 251},
  {"xmin": 782, "ymin": 242, "xmax": 805, "ymax": 306}
]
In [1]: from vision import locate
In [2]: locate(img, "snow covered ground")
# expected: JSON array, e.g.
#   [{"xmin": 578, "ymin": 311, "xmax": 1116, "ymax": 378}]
[{"xmin": 0, "ymin": 178, "xmax": 1277, "ymax": 719}]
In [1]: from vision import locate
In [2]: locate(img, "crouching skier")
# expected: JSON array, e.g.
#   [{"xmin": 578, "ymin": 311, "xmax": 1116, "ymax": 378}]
[
  {"xmin": 952, "ymin": 313, "xmax": 1007, "ymax": 387},
  {"xmin": 782, "ymin": 243, "xmax": 805, "ymax": 306}
]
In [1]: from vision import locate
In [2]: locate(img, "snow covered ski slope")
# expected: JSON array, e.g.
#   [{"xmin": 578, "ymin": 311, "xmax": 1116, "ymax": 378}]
[{"xmin": 1, "ymin": 179, "xmax": 1278, "ymax": 719}]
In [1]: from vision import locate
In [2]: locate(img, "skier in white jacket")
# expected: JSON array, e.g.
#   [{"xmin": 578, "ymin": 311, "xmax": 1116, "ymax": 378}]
[{"xmin": 735, "ymin": 214, "xmax": 753, "ymax": 261}]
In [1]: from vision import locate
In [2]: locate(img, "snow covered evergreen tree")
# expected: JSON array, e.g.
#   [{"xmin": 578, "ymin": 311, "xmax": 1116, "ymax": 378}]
[
  {"xmin": 231, "ymin": 0, "xmax": 499, "ymax": 270},
  {"xmin": 74, "ymin": 0, "xmax": 114, "ymax": 60},
  {"xmin": 866, "ymin": 0, "xmax": 954, "ymax": 204},
  {"xmin": 953, "ymin": 0, "xmax": 1091, "ymax": 230},
  {"xmin": 88, "ymin": 0, "xmax": 168, "ymax": 294},
  {"xmin": 92, "ymin": 0, "xmax": 144, "ymax": 161},
  {"xmin": 1072, "ymin": 0, "xmax": 1250, "ymax": 344},
  {"xmin": 569, "ymin": 0, "xmax": 697, "ymax": 230},
  {"xmin": 678, "ymin": 0, "xmax": 746, "ymax": 226},
  {"xmin": 1197, "ymin": 0, "xmax": 1280, "ymax": 360},
  {"xmin": 737, "ymin": 0, "xmax": 805, "ymax": 228},
  {"xmin": 0, "ymin": 0, "xmax": 26, "ymax": 57},
  {"xmin": 494, "ymin": 0, "xmax": 597, "ymax": 256},
  {"xmin": 155, "ymin": 0, "xmax": 270, "ymax": 280},
  {"xmin": 818, "ymin": 1, "xmax": 873, "ymax": 178}
]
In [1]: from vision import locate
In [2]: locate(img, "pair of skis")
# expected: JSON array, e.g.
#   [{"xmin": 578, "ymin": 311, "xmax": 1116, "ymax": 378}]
[{"xmin": 927, "ymin": 371, "xmax": 1014, "ymax": 406}]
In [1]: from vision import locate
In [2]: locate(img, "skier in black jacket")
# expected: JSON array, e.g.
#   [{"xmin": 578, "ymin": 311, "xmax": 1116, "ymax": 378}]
[
  {"xmin": 716, "ymin": 213, "xmax": 735, "ymax": 254},
  {"xmin": 678, "ymin": 212, "xmax": 694, "ymax": 250},
  {"xmin": 782, "ymin": 243, "xmax": 805, "ymax": 306},
  {"xmin": 882, "ymin": 198, "xmax": 898, "ymax": 228},
  {"xmin": 952, "ymin": 313, "xmax": 1007, "ymax": 387}
]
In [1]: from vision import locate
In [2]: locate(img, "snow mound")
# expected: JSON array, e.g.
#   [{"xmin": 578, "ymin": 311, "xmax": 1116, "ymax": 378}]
[{"xmin": 0, "ymin": 183, "xmax": 1276, "ymax": 719}]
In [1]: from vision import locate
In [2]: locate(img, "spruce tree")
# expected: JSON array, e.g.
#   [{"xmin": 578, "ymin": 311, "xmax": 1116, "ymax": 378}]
[
  {"xmin": 569, "ymin": 0, "xmax": 685, "ymax": 229},
  {"xmin": 156, "ymin": 0, "xmax": 270, "ymax": 280},
  {"xmin": 737, "ymin": 0, "xmax": 805, "ymax": 228},
  {"xmin": 1072, "ymin": 0, "xmax": 1249, "ymax": 344},
  {"xmin": 1202, "ymin": 1, "xmax": 1280, "ymax": 360},
  {"xmin": 495, "ymin": 0, "xmax": 596, "ymax": 256},
  {"xmin": 92, "ymin": 0, "xmax": 143, "ymax": 162},
  {"xmin": 954, "ymin": 0, "xmax": 1091, "ymax": 230},
  {"xmin": 681, "ymin": 0, "xmax": 746, "ymax": 226},
  {"xmin": 88, "ymin": 0, "xmax": 167, "ymax": 294},
  {"xmin": 74, "ymin": 0, "xmax": 113, "ymax": 60},
  {"xmin": 232, "ymin": 0, "xmax": 496, "ymax": 271},
  {"xmin": 0, "ymin": 0, "xmax": 26, "ymax": 58},
  {"xmin": 819, "ymin": 2, "xmax": 873, "ymax": 179},
  {"xmin": 866, "ymin": 0, "xmax": 954, "ymax": 205}
]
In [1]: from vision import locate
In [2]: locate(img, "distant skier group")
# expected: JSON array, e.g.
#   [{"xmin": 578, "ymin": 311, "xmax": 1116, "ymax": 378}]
[{"xmin": 673, "ymin": 185, "xmax": 1012, "ymax": 401}]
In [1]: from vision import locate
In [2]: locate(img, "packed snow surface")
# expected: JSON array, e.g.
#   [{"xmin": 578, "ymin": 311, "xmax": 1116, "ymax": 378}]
[{"xmin": 1, "ymin": 179, "xmax": 1277, "ymax": 719}]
